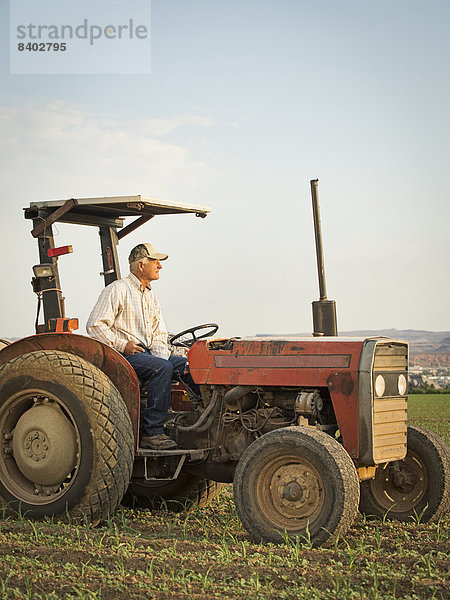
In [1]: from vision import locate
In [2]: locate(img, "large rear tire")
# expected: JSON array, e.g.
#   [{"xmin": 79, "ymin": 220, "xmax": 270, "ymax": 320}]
[
  {"xmin": 0, "ymin": 350, "xmax": 134, "ymax": 524},
  {"xmin": 125, "ymin": 473, "xmax": 224, "ymax": 512},
  {"xmin": 233, "ymin": 426, "xmax": 360, "ymax": 546},
  {"xmin": 360, "ymin": 425, "xmax": 449, "ymax": 522}
]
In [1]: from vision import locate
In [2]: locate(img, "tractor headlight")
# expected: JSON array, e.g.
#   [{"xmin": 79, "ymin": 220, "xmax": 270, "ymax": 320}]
[
  {"xmin": 33, "ymin": 264, "xmax": 55, "ymax": 278},
  {"xmin": 375, "ymin": 375, "xmax": 386, "ymax": 397},
  {"xmin": 398, "ymin": 374, "xmax": 407, "ymax": 395}
]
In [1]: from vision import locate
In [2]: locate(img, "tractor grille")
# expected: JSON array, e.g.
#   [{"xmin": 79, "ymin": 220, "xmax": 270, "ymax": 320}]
[{"xmin": 372, "ymin": 343, "xmax": 408, "ymax": 463}]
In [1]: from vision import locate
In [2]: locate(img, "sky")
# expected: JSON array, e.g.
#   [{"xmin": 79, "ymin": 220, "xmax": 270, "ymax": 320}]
[{"xmin": 1, "ymin": 0, "xmax": 449, "ymax": 340}]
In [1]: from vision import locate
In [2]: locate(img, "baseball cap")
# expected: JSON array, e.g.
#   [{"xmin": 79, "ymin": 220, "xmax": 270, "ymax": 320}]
[{"xmin": 128, "ymin": 243, "xmax": 168, "ymax": 263}]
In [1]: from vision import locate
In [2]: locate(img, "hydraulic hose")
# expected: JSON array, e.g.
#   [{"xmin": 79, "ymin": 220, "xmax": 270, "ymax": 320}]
[
  {"xmin": 174, "ymin": 389, "xmax": 221, "ymax": 432},
  {"xmin": 223, "ymin": 385, "xmax": 256, "ymax": 410}
]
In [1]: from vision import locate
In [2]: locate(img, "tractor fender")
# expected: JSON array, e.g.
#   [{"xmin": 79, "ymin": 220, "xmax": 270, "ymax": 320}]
[
  {"xmin": 0, "ymin": 338, "xmax": 12, "ymax": 351},
  {"xmin": 0, "ymin": 333, "xmax": 140, "ymax": 447}
]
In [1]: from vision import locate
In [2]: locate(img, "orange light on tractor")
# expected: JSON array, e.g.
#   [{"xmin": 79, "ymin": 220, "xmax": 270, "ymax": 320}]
[
  {"xmin": 47, "ymin": 245, "xmax": 73, "ymax": 258},
  {"xmin": 65, "ymin": 318, "xmax": 79, "ymax": 332},
  {"xmin": 48, "ymin": 318, "xmax": 79, "ymax": 333}
]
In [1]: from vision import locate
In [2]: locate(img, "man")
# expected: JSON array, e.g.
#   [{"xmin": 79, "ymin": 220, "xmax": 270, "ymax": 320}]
[{"xmin": 87, "ymin": 242, "xmax": 197, "ymax": 450}]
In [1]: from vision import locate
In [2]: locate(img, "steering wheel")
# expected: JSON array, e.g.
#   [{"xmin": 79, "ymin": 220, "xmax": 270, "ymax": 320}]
[{"xmin": 169, "ymin": 323, "xmax": 219, "ymax": 348}]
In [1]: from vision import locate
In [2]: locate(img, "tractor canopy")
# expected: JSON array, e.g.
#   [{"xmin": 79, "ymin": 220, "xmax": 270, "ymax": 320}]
[
  {"xmin": 24, "ymin": 194, "xmax": 211, "ymax": 225},
  {"xmin": 24, "ymin": 195, "xmax": 211, "ymax": 333}
]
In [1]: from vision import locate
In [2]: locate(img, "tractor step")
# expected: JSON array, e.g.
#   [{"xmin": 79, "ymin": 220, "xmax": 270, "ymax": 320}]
[
  {"xmin": 136, "ymin": 447, "xmax": 207, "ymax": 460},
  {"xmin": 137, "ymin": 448, "xmax": 209, "ymax": 481}
]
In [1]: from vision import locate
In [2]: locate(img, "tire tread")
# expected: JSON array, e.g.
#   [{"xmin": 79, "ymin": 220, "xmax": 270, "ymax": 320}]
[
  {"xmin": 233, "ymin": 425, "xmax": 360, "ymax": 546},
  {"xmin": 360, "ymin": 424, "xmax": 449, "ymax": 522},
  {"xmin": 0, "ymin": 350, "xmax": 134, "ymax": 524}
]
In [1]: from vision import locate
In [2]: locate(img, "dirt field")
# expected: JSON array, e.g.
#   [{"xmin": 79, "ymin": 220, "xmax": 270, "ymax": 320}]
[{"xmin": 0, "ymin": 394, "xmax": 448, "ymax": 599}]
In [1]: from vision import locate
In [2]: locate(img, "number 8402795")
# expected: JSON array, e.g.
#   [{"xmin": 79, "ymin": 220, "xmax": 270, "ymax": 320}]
[{"xmin": 18, "ymin": 42, "xmax": 67, "ymax": 51}]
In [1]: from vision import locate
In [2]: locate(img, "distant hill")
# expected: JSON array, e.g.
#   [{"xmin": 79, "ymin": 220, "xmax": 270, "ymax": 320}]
[
  {"xmin": 256, "ymin": 329, "xmax": 450, "ymax": 357},
  {"xmin": 340, "ymin": 330, "xmax": 450, "ymax": 355}
]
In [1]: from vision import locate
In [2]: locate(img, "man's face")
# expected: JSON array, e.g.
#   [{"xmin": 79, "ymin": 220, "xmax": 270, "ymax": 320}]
[{"xmin": 140, "ymin": 258, "xmax": 162, "ymax": 282}]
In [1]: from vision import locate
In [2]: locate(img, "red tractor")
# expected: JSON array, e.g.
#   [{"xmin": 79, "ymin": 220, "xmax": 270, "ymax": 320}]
[{"xmin": 0, "ymin": 189, "xmax": 448, "ymax": 546}]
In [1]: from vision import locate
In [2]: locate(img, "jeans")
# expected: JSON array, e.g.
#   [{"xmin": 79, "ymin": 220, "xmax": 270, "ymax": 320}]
[{"xmin": 124, "ymin": 351, "xmax": 199, "ymax": 436}]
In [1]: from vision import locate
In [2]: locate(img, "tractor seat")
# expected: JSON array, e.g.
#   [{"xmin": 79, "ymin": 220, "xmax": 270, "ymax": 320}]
[
  {"xmin": 138, "ymin": 375, "xmax": 192, "ymax": 413},
  {"xmin": 137, "ymin": 372, "xmax": 182, "ymax": 391}
]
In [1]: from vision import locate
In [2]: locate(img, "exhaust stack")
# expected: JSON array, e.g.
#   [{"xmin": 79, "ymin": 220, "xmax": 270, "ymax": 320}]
[{"xmin": 310, "ymin": 179, "xmax": 337, "ymax": 336}]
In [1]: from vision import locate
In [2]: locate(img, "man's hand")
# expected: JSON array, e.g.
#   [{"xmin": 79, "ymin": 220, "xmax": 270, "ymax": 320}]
[{"xmin": 124, "ymin": 340, "xmax": 145, "ymax": 355}]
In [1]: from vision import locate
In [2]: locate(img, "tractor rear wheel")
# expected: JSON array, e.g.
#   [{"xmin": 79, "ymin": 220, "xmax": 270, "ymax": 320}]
[
  {"xmin": 125, "ymin": 473, "xmax": 224, "ymax": 512},
  {"xmin": 233, "ymin": 426, "xmax": 360, "ymax": 546},
  {"xmin": 359, "ymin": 425, "xmax": 449, "ymax": 522},
  {"xmin": 0, "ymin": 350, "xmax": 134, "ymax": 524}
]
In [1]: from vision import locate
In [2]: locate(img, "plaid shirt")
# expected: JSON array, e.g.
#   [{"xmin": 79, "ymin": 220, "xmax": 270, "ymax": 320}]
[{"xmin": 86, "ymin": 273, "xmax": 170, "ymax": 358}]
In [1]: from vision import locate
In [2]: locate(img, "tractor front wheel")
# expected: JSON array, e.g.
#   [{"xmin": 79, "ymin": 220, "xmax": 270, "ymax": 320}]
[
  {"xmin": 359, "ymin": 425, "xmax": 449, "ymax": 522},
  {"xmin": 233, "ymin": 426, "xmax": 360, "ymax": 546},
  {"xmin": 0, "ymin": 350, "xmax": 134, "ymax": 524}
]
